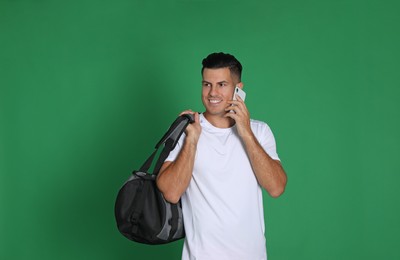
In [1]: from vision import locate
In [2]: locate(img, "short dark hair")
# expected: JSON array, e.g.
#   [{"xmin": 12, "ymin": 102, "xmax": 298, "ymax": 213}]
[{"xmin": 201, "ymin": 52, "xmax": 243, "ymax": 81}]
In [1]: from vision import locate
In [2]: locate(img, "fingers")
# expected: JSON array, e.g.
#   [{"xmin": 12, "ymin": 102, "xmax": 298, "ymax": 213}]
[
  {"xmin": 179, "ymin": 110, "xmax": 201, "ymax": 144},
  {"xmin": 224, "ymin": 106, "xmax": 241, "ymax": 121},
  {"xmin": 225, "ymin": 101, "xmax": 246, "ymax": 114},
  {"xmin": 227, "ymin": 95, "xmax": 245, "ymax": 108},
  {"xmin": 179, "ymin": 110, "xmax": 200, "ymax": 124},
  {"xmin": 179, "ymin": 110, "xmax": 196, "ymax": 116},
  {"xmin": 194, "ymin": 111, "xmax": 200, "ymax": 123},
  {"xmin": 224, "ymin": 97, "xmax": 249, "ymax": 121}
]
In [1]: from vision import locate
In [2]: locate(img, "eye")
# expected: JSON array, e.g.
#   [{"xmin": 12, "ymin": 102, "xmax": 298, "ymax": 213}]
[{"xmin": 202, "ymin": 82, "xmax": 211, "ymax": 87}]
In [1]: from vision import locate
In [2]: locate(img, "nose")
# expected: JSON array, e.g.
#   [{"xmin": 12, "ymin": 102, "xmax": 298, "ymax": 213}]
[{"xmin": 208, "ymin": 86, "xmax": 218, "ymax": 97}]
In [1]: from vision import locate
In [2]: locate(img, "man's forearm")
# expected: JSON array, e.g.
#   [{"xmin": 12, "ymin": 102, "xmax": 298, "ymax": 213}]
[
  {"xmin": 156, "ymin": 139, "xmax": 197, "ymax": 203},
  {"xmin": 241, "ymin": 133, "xmax": 287, "ymax": 198}
]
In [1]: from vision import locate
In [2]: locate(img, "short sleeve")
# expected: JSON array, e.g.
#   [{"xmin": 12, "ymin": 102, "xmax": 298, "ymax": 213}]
[
  {"xmin": 252, "ymin": 121, "xmax": 280, "ymax": 161},
  {"xmin": 164, "ymin": 133, "xmax": 186, "ymax": 162}
]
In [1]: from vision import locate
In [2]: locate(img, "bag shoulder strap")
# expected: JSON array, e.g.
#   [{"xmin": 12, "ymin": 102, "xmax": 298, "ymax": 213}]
[
  {"xmin": 155, "ymin": 114, "xmax": 194, "ymax": 150},
  {"xmin": 138, "ymin": 114, "xmax": 194, "ymax": 175}
]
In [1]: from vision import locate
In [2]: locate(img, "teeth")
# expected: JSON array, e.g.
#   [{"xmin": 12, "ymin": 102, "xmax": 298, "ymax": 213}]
[{"xmin": 209, "ymin": 99, "xmax": 221, "ymax": 104}]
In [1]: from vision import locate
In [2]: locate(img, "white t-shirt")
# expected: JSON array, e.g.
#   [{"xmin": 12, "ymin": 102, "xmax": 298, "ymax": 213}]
[{"xmin": 166, "ymin": 114, "xmax": 280, "ymax": 260}]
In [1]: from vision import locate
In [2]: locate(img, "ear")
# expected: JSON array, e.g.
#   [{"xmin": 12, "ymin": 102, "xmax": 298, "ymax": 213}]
[{"xmin": 236, "ymin": 82, "xmax": 244, "ymax": 89}]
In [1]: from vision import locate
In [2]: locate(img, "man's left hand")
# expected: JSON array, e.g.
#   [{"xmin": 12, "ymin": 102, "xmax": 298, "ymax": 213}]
[{"xmin": 224, "ymin": 95, "xmax": 252, "ymax": 138}]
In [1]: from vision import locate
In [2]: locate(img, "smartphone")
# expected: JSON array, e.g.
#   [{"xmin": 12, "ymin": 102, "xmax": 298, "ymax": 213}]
[
  {"xmin": 230, "ymin": 86, "xmax": 246, "ymax": 113},
  {"xmin": 232, "ymin": 86, "xmax": 246, "ymax": 102}
]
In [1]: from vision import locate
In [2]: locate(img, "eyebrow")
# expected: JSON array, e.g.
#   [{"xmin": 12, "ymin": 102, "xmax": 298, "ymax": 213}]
[{"xmin": 202, "ymin": 80, "xmax": 229, "ymax": 85}]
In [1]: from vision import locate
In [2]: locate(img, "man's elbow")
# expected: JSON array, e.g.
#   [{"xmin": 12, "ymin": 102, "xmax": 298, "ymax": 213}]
[
  {"xmin": 161, "ymin": 190, "xmax": 181, "ymax": 204},
  {"xmin": 268, "ymin": 177, "xmax": 287, "ymax": 198},
  {"xmin": 269, "ymin": 186, "xmax": 286, "ymax": 198},
  {"xmin": 157, "ymin": 181, "xmax": 181, "ymax": 204}
]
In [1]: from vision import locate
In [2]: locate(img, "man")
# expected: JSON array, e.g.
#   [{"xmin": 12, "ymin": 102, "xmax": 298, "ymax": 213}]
[{"xmin": 157, "ymin": 52, "xmax": 287, "ymax": 260}]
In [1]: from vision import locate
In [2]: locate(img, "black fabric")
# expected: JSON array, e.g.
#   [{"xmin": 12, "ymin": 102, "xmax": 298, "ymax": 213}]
[{"xmin": 114, "ymin": 114, "xmax": 194, "ymax": 244}]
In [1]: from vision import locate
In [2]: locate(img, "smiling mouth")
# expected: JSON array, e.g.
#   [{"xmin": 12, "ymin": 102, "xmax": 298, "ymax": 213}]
[{"xmin": 209, "ymin": 99, "xmax": 222, "ymax": 104}]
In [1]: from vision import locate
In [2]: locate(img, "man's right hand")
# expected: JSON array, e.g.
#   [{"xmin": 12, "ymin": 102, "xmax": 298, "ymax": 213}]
[{"xmin": 179, "ymin": 110, "xmax": 201, "ymax": 144}]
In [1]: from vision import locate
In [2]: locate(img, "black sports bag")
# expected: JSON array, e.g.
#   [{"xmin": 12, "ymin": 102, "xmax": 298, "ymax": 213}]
[{"xmin": 114, "ymin": 114, "xmax": 194, "ymax": 244}]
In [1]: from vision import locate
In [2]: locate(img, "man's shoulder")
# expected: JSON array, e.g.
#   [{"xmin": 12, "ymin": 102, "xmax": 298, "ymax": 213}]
[
  {"xmin": 250, "ymin": 118, "xmax": 270, "ymax": 128},
  {"xmin": 249, "ymin": 118, "xmax": 273, "ymax": 138}
]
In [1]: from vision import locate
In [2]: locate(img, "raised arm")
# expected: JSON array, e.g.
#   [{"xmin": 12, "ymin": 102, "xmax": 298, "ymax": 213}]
[
  {"xmin": 156, "ymin": 111, "xmax": 201, "ymax": 203},
  {"xmin": 226, "ymin": 97, "xmax": 287, "ymax": 198}
]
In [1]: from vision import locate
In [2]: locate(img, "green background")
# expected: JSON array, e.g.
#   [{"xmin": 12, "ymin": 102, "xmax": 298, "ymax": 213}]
[{"xmin": 1, "ymin": 0, "xmax": 399, "ymax": 259}]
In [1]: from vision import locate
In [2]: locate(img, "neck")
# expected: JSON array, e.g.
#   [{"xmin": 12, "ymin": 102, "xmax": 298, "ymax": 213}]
[{"xmin": 203, "ymin": 112, "xmax": 235, "ymax": 128}]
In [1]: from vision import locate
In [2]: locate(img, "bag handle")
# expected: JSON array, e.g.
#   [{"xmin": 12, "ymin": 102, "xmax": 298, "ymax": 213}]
[
  {"xmin": 155, "ymin": 114, "xmax": 194, "ymax": 149},
  {"xmin": 138, "ymin": 114, "xmax": 195, "ymax": 175}
]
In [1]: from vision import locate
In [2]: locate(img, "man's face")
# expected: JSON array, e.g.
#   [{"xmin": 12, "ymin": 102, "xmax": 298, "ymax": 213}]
[{"xmin": 201, "ymin": 67, "xmax": 239, "ymax": 116}]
